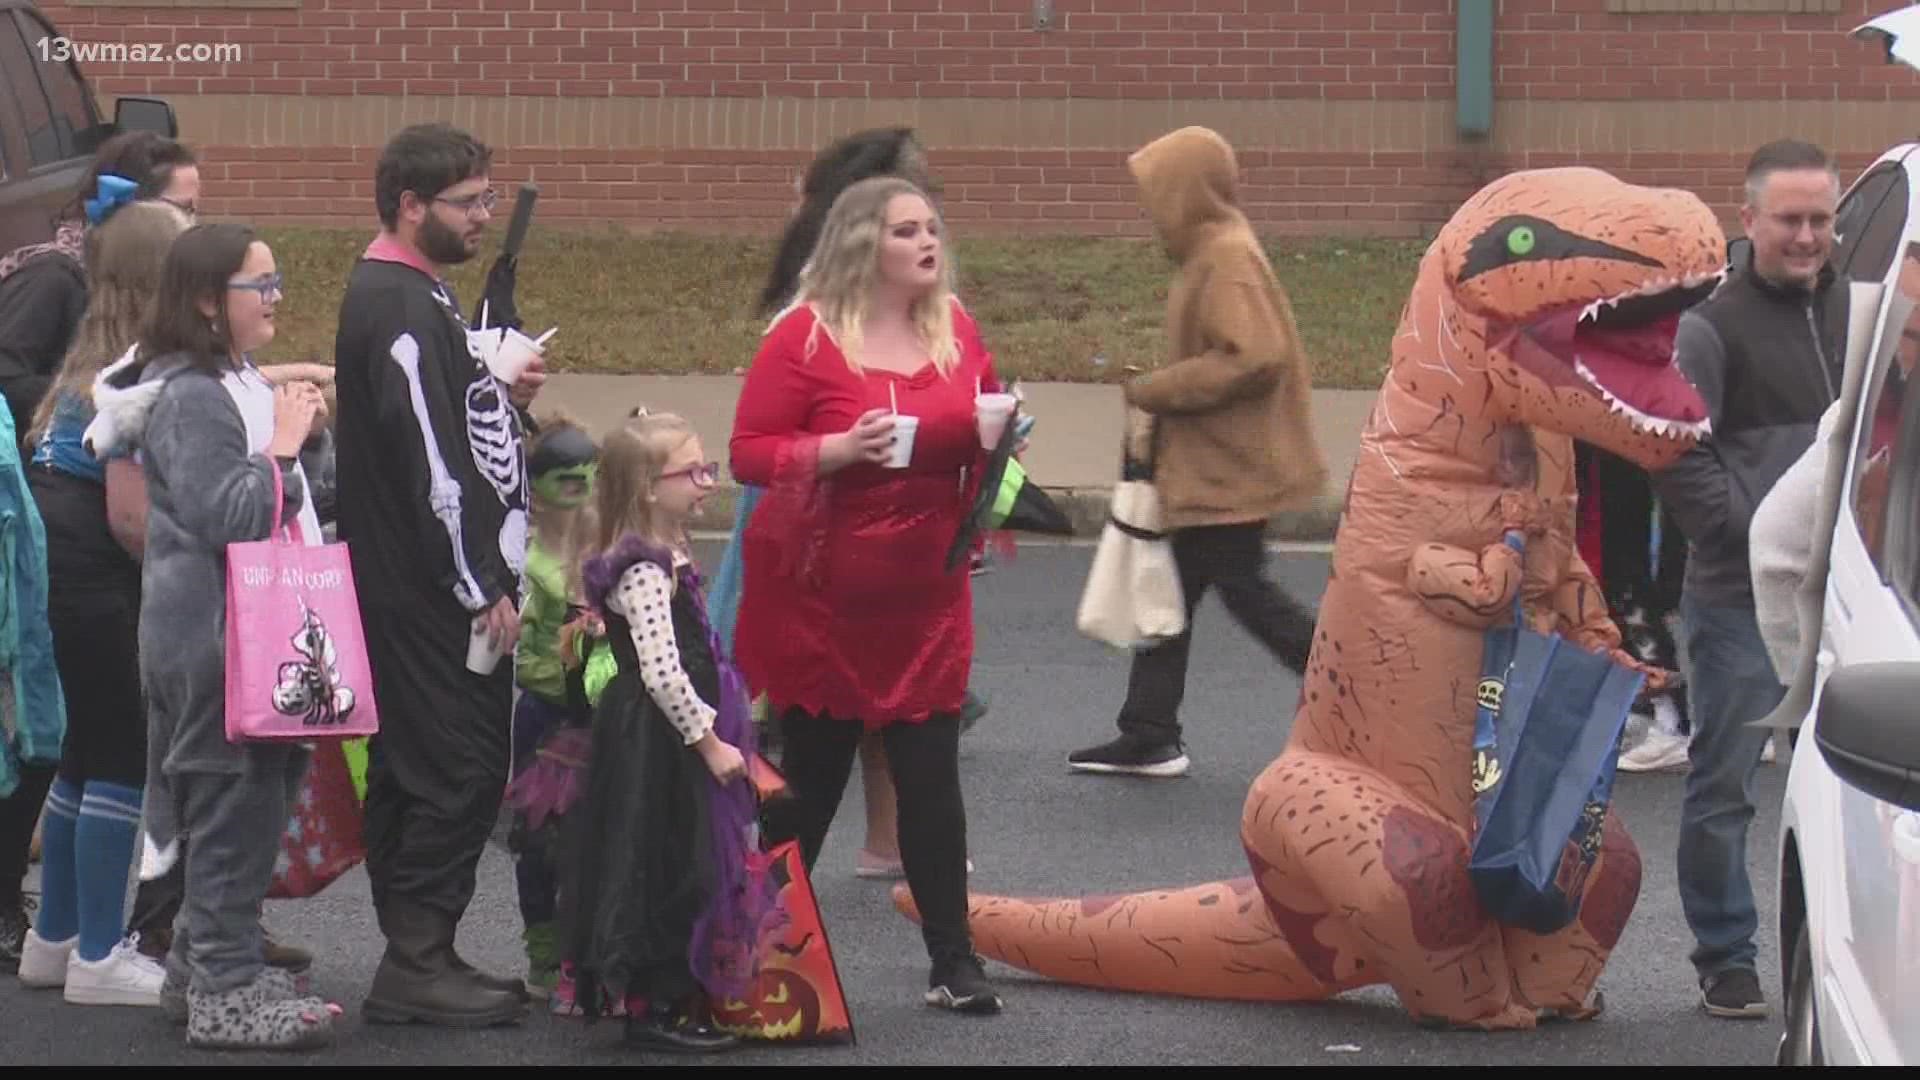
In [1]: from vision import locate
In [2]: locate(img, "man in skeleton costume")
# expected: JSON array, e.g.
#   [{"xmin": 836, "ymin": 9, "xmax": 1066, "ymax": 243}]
[{"xmin": 333, "ymin": 123, "xmax": 544, "ymax": 1027}]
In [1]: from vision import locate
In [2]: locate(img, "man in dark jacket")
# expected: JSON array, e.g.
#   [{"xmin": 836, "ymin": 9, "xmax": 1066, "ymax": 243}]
[{"xmin": 1652, "ymin": 138, "xmax": 1846, "ymax": 1022}]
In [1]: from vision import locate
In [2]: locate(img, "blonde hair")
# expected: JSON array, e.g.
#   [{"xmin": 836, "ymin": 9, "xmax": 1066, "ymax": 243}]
[
  {"xmin": 781, "ymin": 175, "xmax": 960, "ymax": 377},
  {"xmin": 594, "ymin": 409, "xmax": 698, "ymax": 553},
  {"xmin": 28, "ymin": 200, "xmax": 191, "ymax": 443}
]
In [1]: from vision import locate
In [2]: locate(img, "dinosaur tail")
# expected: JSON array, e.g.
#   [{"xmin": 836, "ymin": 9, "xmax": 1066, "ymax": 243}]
[{"xmin": 889, "ymin": 878, "xmax": 1338, "ymax": 1003}]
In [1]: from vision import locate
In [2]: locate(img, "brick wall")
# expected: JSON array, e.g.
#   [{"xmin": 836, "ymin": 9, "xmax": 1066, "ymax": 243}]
[{"xmin": 33, "ymin": 0, "xmax": 1920, "ymax": 235}]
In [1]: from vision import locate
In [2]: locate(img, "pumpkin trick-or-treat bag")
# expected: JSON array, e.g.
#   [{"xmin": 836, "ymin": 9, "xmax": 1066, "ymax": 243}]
[{"xmin": 709, "ymin": 756, "xmax": 855, "ymax": 1045}]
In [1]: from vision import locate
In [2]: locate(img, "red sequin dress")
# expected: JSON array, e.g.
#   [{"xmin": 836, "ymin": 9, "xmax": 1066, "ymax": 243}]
[{"xmin": 729, "ymin": 300, "xmax": 1000, "ymax": 730}]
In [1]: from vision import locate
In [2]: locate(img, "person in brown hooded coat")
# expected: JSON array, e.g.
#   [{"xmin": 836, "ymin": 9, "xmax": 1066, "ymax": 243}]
[{"xmin": 1069, "ymin": 126, "xmax": 1327, "ymax": 778}]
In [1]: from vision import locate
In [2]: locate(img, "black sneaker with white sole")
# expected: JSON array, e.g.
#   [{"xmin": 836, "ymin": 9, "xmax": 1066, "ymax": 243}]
[
  {"xmin": 926, "ymin": 953, "xmax": 1003, "ymax": 1014},
  {"xmin": 1701, "ymin": 967, "xmax": 1768, "ymax": 1019},
  {"xmin": 1067, "ymin": 734, "xmax": 1190, "ymax": 777}
]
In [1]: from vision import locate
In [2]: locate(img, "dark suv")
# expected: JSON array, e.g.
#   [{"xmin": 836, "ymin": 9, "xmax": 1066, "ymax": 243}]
[{"xmin": 0, "ymin": 0, "xmax": 175, "ymax": 252}]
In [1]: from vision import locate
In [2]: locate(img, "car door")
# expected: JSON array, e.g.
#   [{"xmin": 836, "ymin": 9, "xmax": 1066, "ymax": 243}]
[
  {"xmin": 0, "ymin": 9, "xmax": 87, "ymax": 253},
  {"xmin": 1814, "ymin": 155, "xmax": 1920, "ymax": 1063}
]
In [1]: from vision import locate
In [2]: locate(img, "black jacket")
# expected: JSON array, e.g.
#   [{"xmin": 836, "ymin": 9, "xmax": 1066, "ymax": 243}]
[
  {"xmin": 1651, "ymin": 253, "xmax": 1848, "ymax": 605},
  {"xmin": 0, "ymin": 254, "xmax": 86, "ymax": 438}
]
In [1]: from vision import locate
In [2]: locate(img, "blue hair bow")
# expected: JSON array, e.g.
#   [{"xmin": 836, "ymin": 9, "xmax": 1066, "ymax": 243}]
[{"xmin": 84, "ymin": 174, "xmax": 139, "ymax": 225}]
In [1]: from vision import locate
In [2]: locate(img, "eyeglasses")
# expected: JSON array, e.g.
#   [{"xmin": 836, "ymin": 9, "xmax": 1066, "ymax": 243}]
[
  {"xmin": 434, "ymin": 189, "xmax": 499, "ymax": 217},
  {"xmin": 659, "ymin": 462, "xmax": 720, "ymax": 487},
  {"xmin": 228, "ymin": 272, "xmax": 284, "ymax": 298}
]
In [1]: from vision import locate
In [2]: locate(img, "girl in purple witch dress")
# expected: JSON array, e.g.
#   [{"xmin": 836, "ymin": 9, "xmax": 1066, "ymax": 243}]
[{"xmin": 558, "ymin": 408, "xmax": 769, "ymax": 1053}]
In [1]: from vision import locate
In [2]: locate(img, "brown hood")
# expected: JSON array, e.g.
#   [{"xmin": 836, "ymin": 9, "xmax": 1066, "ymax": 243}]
[{"xmin": 1128, "ymin": 127, "xmax": 1243, "ymax": 263}]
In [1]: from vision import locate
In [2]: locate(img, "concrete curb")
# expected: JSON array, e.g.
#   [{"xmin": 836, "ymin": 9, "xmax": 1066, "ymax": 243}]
[{"xmin": 689, "ymin": 484, "xmax": 1344, "ymax": 543}]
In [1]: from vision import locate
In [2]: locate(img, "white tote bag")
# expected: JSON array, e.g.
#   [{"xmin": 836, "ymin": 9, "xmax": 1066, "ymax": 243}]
[{"xmin": 1076, "ymin": 417, "xmax": 1186, "ymax": 650}]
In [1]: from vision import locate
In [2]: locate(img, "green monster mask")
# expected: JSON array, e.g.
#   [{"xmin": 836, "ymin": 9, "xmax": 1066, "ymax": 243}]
[
  {"xmin": 534, "ymin": 464, "xmax": 596, "ymax": 508},
  {"xmin": 529, "ymin": 426, "xmax": 600, "ymax": 508}
]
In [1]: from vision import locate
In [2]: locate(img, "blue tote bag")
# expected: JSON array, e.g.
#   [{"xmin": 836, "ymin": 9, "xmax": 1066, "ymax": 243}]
[{"xmin": 1469, "ymin": 532, "xmax": 1643, "ymax": 934}]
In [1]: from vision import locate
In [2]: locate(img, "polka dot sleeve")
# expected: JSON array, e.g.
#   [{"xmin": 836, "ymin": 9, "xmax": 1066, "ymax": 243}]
[{"xmin": 607, "ymin": 560, "xmax": 716, "ymax": 746}]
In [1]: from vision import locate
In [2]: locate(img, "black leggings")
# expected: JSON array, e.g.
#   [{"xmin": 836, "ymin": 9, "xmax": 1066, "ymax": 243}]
[
  {"xmin": 766, "ymin": 709, "xmax": 971, "ymax": 964},
  {"xmin": 49, "ymin": 583, "xmax": 145, "ymax": 788}
]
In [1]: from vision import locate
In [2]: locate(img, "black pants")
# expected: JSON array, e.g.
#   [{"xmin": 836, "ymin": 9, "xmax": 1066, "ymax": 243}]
[
  {"xmin": 32, "ymin": 467, "xmax": 146, "ymax": 788},
  {"xmin": 0, "ymin": 765, "xmax": 55, "ymax": 906},
  {"xmin": 765, "ymin": 709, "xmax": 970, "ymax": 963},
  {"xmin": 360, "ymin": 602, "xmax": 514, "ymax": 922},
  {"xmin": 1116, "ymin": 521, "xmax": 1317, "ymax": 746}
]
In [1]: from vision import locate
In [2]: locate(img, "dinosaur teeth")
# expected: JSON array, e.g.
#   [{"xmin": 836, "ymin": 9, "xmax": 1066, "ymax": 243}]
[{"xmin": 1574, "ymin": 357, "xmax": 1711, "ymax": 441}]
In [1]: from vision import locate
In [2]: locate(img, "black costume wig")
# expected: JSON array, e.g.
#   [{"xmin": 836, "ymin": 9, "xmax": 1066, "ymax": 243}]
[{"xmin": 755, "ymin": 126, "xmax": 936, "ymax": 317}]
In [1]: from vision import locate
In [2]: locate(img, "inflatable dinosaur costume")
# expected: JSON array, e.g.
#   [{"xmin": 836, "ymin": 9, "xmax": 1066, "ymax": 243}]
[{"xmin": 899, "ymin": 167, "xmax": 1728, "ymax": 1029}]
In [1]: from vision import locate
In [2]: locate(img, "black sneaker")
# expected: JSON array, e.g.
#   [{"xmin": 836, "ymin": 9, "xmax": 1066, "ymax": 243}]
[
  {"xmin": 0, "ymin": 895, "xmax": 33, "ymax": 971},
  {"xmin": 926, "ymin": 953, "xmax": 1003, "ymax": 1014},
  {"xmin": 624, "ymin": 1007, "xmax": 741, "ymax": 1053},
  {"xmin": 1701, "ymin": 967, "xmax": 1768, "ymax": 1019},
  {"xmin": 1067, "ymin": 734, "xmax": 1190, "ymax": 777}
]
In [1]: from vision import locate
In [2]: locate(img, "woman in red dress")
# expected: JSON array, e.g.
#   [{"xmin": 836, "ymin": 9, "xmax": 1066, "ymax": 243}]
[{"xmin": 730, "ymin": 175, "xmax": 1004, "ymax": 1014}]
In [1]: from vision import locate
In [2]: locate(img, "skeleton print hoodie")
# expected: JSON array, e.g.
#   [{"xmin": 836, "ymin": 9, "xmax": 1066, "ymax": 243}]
[{"xmin": 333, "ymin": 235, "xmax": 529, "ymax": 623}]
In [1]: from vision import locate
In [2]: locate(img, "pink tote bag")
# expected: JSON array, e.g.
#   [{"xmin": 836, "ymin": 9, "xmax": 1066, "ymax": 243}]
[{"xmin": 224, "ymin": 467, "xmax": 379, "ymax": 743}]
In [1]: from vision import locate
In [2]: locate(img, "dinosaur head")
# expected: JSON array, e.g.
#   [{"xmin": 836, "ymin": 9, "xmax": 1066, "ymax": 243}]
[{"xmin": 1439, "ymin": 167, "xmax": 1727, "ymax": 470}]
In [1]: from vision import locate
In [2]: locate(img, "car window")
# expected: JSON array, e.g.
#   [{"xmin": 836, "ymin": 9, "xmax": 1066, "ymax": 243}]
[
  {"xmin": 18, "ymin": 11, "xmax": 94, "ymax": 160},
  {"xmin": 0, "ymin": 19, "xmax": 57, "ymax": 168},
  {"xmin": 1836, "ymin": 161, "xmax": 1910, "ymax": 285},
  {"xmin": 1855, "ymin": 244, "xmax": 1920, "ymax": 574}
]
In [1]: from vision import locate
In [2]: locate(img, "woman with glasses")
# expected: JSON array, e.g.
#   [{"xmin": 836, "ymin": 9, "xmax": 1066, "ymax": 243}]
[
  {"xmin": 9, "ymin": 200, "xmax": 191, "ymax": 1010},
  {"xmin": 109, "ymin": 223, "xmax": 335, "ymax": 1050},
  {"xmin": 0, "ymin": 131, "xmax": 200, "ymax": 975}
]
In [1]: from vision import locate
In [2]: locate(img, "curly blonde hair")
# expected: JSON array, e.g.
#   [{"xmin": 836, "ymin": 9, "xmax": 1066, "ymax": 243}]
[{"xmin": 778, "ymin": 175, "xmax": 959, "ymax": 377}]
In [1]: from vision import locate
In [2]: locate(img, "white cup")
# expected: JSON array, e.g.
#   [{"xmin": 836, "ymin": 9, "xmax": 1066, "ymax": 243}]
[
  {"xmin": 466, "ymin": 619, "xmax": 504, "ymax": 675},
  {"xmin": 487, "ymin": 327, "xmax": 543, "ymax": 384},
  {"xmin": 976, "ymin": 392, "xmax": 1017, "ymax": 450},
  {"xmin": 885, "ymin": 414, "xmax": 919, "ymax": 468}
]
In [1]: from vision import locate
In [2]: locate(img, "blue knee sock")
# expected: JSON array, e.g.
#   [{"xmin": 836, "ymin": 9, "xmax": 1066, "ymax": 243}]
[
  {"xmin": 74, "ymin": 781, "xmax": 144, "ymax": 962},
  {"xmin": 33, "ymin": 777, "xmax": 81, "ymax": 944}
]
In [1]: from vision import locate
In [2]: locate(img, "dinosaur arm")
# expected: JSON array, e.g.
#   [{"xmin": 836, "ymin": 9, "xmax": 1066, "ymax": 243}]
[
  {"xmin": 1406, "ymin": 530, "xmax": 1528, "ymax": 629},
  {"xmin": 1554, "ymin": 543, "xmax": 1676, "ymax": 693},
  {"xmin": 1554, "ymin": 552, "xmax": 1621, "ymax": 652}
]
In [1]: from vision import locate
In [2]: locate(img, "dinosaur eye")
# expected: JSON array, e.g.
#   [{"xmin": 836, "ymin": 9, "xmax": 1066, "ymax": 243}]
[{"xmin": 1506, "ymin": 225, "xmax": 1535, "ymax": 257}]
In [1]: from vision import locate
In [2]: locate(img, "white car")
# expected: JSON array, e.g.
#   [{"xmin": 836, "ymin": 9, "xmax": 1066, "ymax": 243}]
[{"xmin": 1770, "ymin": 9, "xmax": 1920, "ymax": 1064}]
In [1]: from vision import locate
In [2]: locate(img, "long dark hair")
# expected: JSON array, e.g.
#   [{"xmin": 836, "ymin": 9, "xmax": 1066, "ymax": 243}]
[
  {"xmin": 142, "ymin": 223, "xmax": 257, "ymax": 372},
  {"xmin": 757, "ymin": 127, "xmax": 934, "ymax": 317}
]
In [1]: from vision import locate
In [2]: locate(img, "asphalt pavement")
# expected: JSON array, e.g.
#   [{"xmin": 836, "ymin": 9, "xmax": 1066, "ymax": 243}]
[{"xmin": 0, "ymin": 543, "xmax": 1787, "ymax": 1066}]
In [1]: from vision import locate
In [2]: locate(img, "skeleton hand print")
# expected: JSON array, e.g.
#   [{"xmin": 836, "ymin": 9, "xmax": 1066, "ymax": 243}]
[{"xmin": 272, "ymin": 600, "xmax": 356, "ymax": 728}]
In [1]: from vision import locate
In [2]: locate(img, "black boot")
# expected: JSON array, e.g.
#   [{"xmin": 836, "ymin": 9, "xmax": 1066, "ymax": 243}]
[
  {"xmin": 444, "ymin": 944, "xmax": 530, "ymax": 1002},
  {"xmin": 363, "ymin": 898, "xmax": 526, "ymax": 1027}
]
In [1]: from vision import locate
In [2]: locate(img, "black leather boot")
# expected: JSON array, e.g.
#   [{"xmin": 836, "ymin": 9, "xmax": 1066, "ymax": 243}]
[
  {"xmin": 444, "ymin": 944, "xmax": 530, "ymax": 1002},
  {"xmin": 363, "ymin": 898, "xmax": 526, "ymax": 1027}
]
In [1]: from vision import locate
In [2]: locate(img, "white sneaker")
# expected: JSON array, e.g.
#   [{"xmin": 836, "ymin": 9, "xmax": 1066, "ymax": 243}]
[
  {"xmin": 1762, "ymin": 737, "xmax": 1778, "ymax": 765},
  {"xmin": 64, "ymin": 939, "xmax": 166, "ymax": 1006},
  {"xmin": 17, "ymin": 928, "xmax": 77, "ymax": 988},
  {"xmin": 1618, "ymin": 729, "xmax": 1691, "ymax": 773}
]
